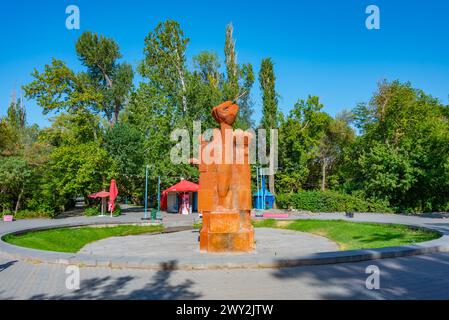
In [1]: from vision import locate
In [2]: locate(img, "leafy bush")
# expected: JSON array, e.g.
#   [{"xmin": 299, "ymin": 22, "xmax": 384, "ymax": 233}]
[
  {"xmin": 112, "ymin": 204, "xmax": 122, "ymax": 217},
  {"xmin": 26, "ymin": 197, "xmax": 61, "ymax": 218},
  {"xmin": 1, "ymin": 209, "xmax": 13, "ymax": 217},
  {"xmin": 1, "ymin": 209, "xmax": 53, "ymax": 220},
  {"xmin": 84, "ymin": 206, "xmax": 100, "ymax": 217},
  {"xmin": 14, "ymin": 210, "xmax": 53, "ymax": 219},
  {"xmin": 84, "ymin": 204, "xmax": 121, "ymax": 217},
  {"xmin": 276, "ymin": 191, "xmax": 393, "ymax": 213}
]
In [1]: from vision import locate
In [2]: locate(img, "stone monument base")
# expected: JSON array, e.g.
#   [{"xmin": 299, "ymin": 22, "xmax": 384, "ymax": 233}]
[{"xmin": 200, "ymin": 211, "xmax": 254, "ymax": 253}]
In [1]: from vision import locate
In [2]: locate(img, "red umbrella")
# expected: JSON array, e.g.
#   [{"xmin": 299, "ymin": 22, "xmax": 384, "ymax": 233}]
[
  {"xmin": 89, "ymin": 191, "xmax": 110, "ymax": 199},
  {"xmin": 108, "ymin": 179, "xmax": 119, "ymax": 214},
  {"xmin": 88, "ymin": 191, "xmax": 110, "ymax": 216}
]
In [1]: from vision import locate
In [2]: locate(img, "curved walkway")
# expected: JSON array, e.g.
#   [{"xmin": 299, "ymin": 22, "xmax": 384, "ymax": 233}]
[
  {"xmin": 1, "ymin": 209, "xmax": 449, "ymax": 270},
  {"xmin": 2, "ymin": 252, "xmax": 449, "ymax": 299}
]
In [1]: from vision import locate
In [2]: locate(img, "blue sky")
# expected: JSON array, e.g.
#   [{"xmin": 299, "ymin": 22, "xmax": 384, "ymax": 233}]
[{"xmin": 0, "ymin": 0, "xmax": 448, "ymax": 127}]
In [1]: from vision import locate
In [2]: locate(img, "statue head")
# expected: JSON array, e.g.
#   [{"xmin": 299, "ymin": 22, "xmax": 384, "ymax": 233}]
[{"xmin": 212, "ymin": 101, "xmax": 239, "ymax": 126}]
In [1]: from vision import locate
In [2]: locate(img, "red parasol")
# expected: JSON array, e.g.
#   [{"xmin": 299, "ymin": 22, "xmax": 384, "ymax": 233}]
[
  {"xmin": 88, "ymin": 190, "xmax": 110, "ymax": 216},
  {"xmin": 108, "ymin": 179, "xmax": 119, "ymax": 214},
  {"xmin": 89, "ymin": 191, "xmax": 110, "ymax": 199}
]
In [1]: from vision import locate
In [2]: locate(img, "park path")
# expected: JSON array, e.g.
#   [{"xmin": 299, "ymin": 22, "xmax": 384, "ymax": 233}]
[
  {"xmin": 1, "ymin": 207, "xmax": 449, "ymax": 299},
  {"xmin": 1, "ymin": 250, "xmax": 449, "ymax": 299}
]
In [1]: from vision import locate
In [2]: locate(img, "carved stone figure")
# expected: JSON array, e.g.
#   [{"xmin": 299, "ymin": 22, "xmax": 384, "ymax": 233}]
[{"xmin": 196, "ymin": 101, "xmax": 254, "ymax": 252}]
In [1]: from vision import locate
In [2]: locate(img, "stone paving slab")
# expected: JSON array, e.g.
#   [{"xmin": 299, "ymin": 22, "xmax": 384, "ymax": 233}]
[
  {"xmin": 2, "ymin": 252, "xmax": 449, "ymax": 299},
  {"xmin": 1, "ymin": 209, "xmax": 449, "ymax": 270},
  {"xmin": 79, "ymin": 228, "xmax": 339, "ymax": 261}
]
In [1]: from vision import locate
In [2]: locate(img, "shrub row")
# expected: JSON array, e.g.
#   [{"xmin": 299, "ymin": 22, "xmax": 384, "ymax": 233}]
[
  {"xmin": 276, "ymin": 191, "xmax": 393, "ymax": 213},
  {"xmin": 84, "ymin": 204, "xmax": 122, "ymax": 217},
  {"xmin": 1, "ymin": 209, "xmax": 54, "ymax": 220}
]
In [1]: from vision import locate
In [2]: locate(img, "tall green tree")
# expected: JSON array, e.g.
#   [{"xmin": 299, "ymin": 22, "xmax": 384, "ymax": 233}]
[
  {"xmin": 47, "ymin": 142, "xmax": 114, "ymax": 202},
  {"xmin": 316, "ymin": 116, "xmax": 355, "ymax": 191},
  {"xmin": 24, "ymin": 32, "xmax": 133, "ymax": 125},
  {"xmin": 223, "ymin": 23, "xmax": 239, "ymax": 102},
  {"xmin": 0, "ymin": 113, "xmax": 20, "ymax": 157},
  {"xmin": 277, "ymin": 96, "xmax": 330, "ymax": 193},
  {"xmin": 0, "ymin": 99, "xmax": 51, "ymax": 214},
  {"xmin": 190, "ymin": 51, "xmax": 223, "ymax": 127},
  {"xmin": 350, "ymin": 80, "xmax": 449, "ymax": 212},
  {"xmin": 41, "ymin": 110, "xmax": 101, "ymax": 147},
  {"xmin": 127, "ymin": 20, "xmax": 196, "ymax": 196},
  {"xmin": 7, "ymin": 98, "xmax": 26, "ymax": 129},
  {"xmin": 23, "ymin": 59, "xmax": 102, "ymax": 116},
  {"xmin": 193, "ymin": 51, "xmax": 221, "ymax": 86},
  {"xmin": 76, "ymin": 32, "xmax": 134, "ymax": 124},
  {"xmin": 260, "ymin": 58, "xmax": 279, "ymax": 132},
  {"xmin": 0, "ymin": 120, "xmax": 14, "ymax": 155},
  {"xmin": 236, "ymin": 63, "xmax": 255, "ymax": 129},
  {"xmin": 0, "ymin": 157, "xmax": 31, "ymax": 213},
  {"xmin": 222, "ymin": 24, "xmax": 255, "ymax": 129},
  {"xmin": 22, "ymin": 31, "xmax": 133, "ymax": 213},
  {"xmin": 259, "ymin": 58, "xmax": 279, "ymax": 196},
  {"xmin": 139, "ymin": 20, "xmax": 189, "ymax": 115},
  {"xmin": 104, "ymin": 123, "xmax": 145, "ymax": 200}
]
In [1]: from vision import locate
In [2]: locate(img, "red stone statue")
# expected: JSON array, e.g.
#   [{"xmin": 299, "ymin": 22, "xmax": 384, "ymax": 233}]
[{"xmin": 195, "ymin": 101, "xmax": 254, "ymax": 252}]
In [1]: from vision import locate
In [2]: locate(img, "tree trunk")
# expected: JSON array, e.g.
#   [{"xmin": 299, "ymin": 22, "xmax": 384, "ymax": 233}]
[
  {"xmin": 100, "ymin": 67, "xmax": 113, "ymax": 89},
  {"xmin": 321, "ymin": 158, "xmax": 327, "ymax": 192},
  {"xmin": 114, "ymin": 99, "xmax": 121, "ymax": 125},
  {"xmin": 99, "ymin": 66, "xmax": 120, "ymax": 125},
  {"xmin": 174, "ymin": 49, "xmax": 188, "ymax": 113},
  {"xmin": 178, "ymin": 69, "xmax": 187, "ymax": 113},
  {"xmin": 15, "ymin": 186, "xmax": 24, "ymax": 215}
]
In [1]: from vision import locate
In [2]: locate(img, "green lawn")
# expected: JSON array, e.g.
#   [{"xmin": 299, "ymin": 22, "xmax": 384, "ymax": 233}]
[
  {"xmin": 3, "ymin": 224, "xmax": 164, "ymax": 253},
  {"xmin": 4, "ymin": 220, "xmax": 440, "ymax": 254},
  {"xmin": 252, "ymin": 219, "xmax": 440, "ymax": 250}
]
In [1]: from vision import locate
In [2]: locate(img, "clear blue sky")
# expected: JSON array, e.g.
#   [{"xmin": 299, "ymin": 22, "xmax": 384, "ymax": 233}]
[{"xmin": 1, "ymin": 0, "xmax": 448, "ymax": 127}]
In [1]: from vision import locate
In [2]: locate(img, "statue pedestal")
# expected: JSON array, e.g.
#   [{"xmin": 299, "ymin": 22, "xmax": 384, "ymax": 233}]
[{"xmin": 200, "ymin": 211, "xmax": 254, "ymax": 253}]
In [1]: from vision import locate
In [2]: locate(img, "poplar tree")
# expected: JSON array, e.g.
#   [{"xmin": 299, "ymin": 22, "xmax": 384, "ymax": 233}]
[
  {"xmin": 237, "ymin": 63, "xmax": 255, "ymax": 129},
  {"xmin": 224, "ymin": 23, "xmax": 239, "ymax": 102},
  {"xmin": 259, "ymin": 58, "xmax": 279, "ymax": 197},
  {"xmin": 139, "ymin": 20, "xmax": 189, "ymax": 115},
  {"xmin": 223, "ymin": 24, "xmax": 254, "ymax": 129}
]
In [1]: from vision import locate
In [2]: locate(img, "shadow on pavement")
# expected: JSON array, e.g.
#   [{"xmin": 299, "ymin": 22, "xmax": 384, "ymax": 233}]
[
  {"xmin": 55, "ymin": 208, "xmax": 85, "ymax": 219},
  {"xmin": 121, "ymin": 206, "xmax": 145, "ymax": 214},
  {"xmin": 29, "ymin": 260, "xmax": 202, "ymax": 300},
  {"xmin": 271, "ymin": 253, "xmax": 449, "ymax": 300},
  {"xmin": 0, "ymin": 260, "xmax": 18, "ymax": 273}
]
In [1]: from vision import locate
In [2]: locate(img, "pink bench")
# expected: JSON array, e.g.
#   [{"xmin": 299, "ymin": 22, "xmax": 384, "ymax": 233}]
[
  {"xmin": 263, "ymin": 213, "xmax": 290, "ymax": 219},
  {"xmin": 3, "ymin": 215, "xmax": 13, "ymax": 222}
]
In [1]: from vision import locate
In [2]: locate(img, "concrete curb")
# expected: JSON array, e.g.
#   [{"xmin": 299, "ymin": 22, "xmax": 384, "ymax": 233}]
[{"xmin": 1, "ymin": 215, "xmax": 449, "ymax": 270}]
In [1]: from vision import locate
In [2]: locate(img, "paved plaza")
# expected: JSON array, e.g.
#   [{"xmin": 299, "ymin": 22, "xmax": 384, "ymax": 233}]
[
  {"xmin": 1, "ymin": 252, "xmax": 449, "ymax": 299},
  {"xmin": 79, "ymin": 228, "xmax": 339, "ymax": 260},
  {"xmin": 1, "ymin": 207, "xmax": 449, "ymax": 299}
]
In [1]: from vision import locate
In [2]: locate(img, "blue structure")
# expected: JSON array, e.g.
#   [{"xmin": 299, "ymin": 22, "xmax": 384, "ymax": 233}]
[
  {"xmin": 253, "ymin": 189, "xmax": 275, "ymax": 209},
  {"xmin": 253, "ymin": 175, "xmax": 275, "ymax": 209}
]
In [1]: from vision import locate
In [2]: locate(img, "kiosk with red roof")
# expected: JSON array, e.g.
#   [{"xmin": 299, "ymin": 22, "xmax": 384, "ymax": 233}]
[{"xmin": 160, "ymin": 180, "xmax": 199, "ymax": 214}]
